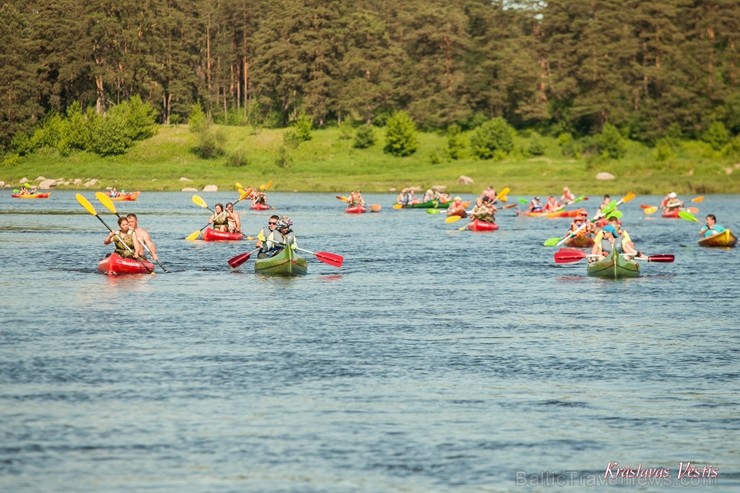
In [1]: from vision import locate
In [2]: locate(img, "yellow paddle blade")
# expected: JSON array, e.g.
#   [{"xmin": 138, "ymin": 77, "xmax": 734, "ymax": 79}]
[
  {"xmin": 691, "ymin": 196, "xmax": 704, "ymax": 203},
  {"xmin": 644, "ymin": 206, "xmax": 658, "ymax": 215},
  {"xmin": 235, "ymin": 182, "xmax": 244, "ymax": 190},
  {"xmin": 496, "ymin": 187, "xmax": 510, "ymax": 201},
  {"xmin": 237, "ymin": 187, "xmax": 253, "ymax": 200},
  {"xmin": 393, "ymin": 203, "xmax": 403, "ymax": 209},
  {"xmin": 75, "ymin": 193, "xmax": 97, "ymax": 216},
  {"xmin": 186, "ymin": 230, "xmax": 201, "ymax": 241},
  {"xmin": 499, "ymin": 195, "xmax": 508, "ymax": 203},
  {"xmin": 95, "ymin": 192, "xmax": 117, "ymax": 214},
  {"xmin": 622, "ymin": 192, "xmax": 636, "ymax": 204},
  {"xmin": 259, "ymin": 180, "xmax": 273, "ymax": 191},
  {"xmin": 445, "ymin": 215, "xmax": 463, "ymax": 223},
  {"xmin": 192, "ymin": 195, "xmax": 208, "ymax": 208}
]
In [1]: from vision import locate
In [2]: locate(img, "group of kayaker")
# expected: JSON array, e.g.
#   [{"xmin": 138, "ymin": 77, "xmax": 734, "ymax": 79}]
[
  {"xmin": 103, "ymin": 213, "xmax": 158, "ymax": 261},
  {"xmin": 209, "ymin": 202, "xmax": 242, "ymax": 233}
]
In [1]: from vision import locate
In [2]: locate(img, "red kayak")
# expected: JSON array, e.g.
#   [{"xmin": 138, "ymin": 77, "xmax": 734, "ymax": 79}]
[
  {"xmin": 345, "ymin": 205, "xmax": 366, "ymax": 214},
  {"xmin": 97, "ymin": 253, "xmax": 154, "ymax": 275},
  {"xmin": 250, "ymin": 203, "xmax": 272, "ymax": 211},
  {"xmin": 202, "ymin": 228, "xmax": 243, "ymax": 241},
  {"xmin": 466, "ymin": 219, "xmax": 499, "ymax": 232}
]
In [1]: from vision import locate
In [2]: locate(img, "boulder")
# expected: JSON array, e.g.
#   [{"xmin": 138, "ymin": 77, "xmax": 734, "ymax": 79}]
[
  {"xmin": 596, "ymin": 172, "xmax": 615, "ymax": 181},
  {"xmin": 202, "ymin": 184, "xmax": 218, "ymax": 192},
  {"xmin": 431, "ymin": 185, "xmax": 447, "ymax": 192},
  {"xmin": 35, "ymin": 176, "xmax": 46, "ymax": 181},
  {"xmin": 84, "ymin": 179, "xmax": 99, "ymax": 187},
  {"xmin": 73, "ymin": 179, "xmax": 82, "ymax": 185},
  {"xmin": 457, "ymin": 175, "xmax": 474, "ymax": 185},
  {"xmin": 19, "ymin": 177, "xmax": 28, "ymax": 184},
  {"xmin": 181, "ymin": 187, "xmax": 198, "ymax": 192},
  {"xmin": 38, "ymin": 179, "xmax": 57, "ymax": 189}
]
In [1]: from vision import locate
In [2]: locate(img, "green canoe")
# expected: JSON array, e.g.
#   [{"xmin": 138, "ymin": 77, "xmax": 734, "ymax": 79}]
[
  {"xmin": 586, "ymin": 248, "xmax": 640, "ymax": 278},
  {"xmin": 254, "ymin": 245, "xmax": 308, "ymax": 276},
  {"xmin": 399, "ymin": 199, "xmax": 449, "ymax": 209}
]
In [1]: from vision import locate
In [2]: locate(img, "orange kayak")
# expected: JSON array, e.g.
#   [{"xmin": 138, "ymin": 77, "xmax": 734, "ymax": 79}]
[{"xmin": 698, "ymin": 229, "xmax": 737, "ymax": 247}]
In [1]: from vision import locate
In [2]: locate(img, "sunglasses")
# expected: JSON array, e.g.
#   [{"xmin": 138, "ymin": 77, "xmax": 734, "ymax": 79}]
[{"xmin": 269, "ymin": 221, "xmax": 277, "ymax": 225}]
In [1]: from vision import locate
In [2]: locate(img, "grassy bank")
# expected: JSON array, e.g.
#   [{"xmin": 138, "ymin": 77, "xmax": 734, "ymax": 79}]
[{"xmin": 2, "ymin": 125, "xmax": 738, "ymax": 195}]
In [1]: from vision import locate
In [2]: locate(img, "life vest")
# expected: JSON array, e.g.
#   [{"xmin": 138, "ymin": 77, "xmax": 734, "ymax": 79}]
[{"xmin": 113, "ymin": 231, "xmax": 136, "ymax": 257}]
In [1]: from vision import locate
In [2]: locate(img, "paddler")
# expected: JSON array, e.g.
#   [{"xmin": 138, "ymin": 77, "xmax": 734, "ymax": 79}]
[
  {"xmin": 470, "ymin": 197, "xmax": 496, "ymax": 223},
  {"xmin": 591, "ymin": 224, "xmax": 641, "ymax": 261},
  {"xmin": 103, "ymin": 216, "xmax": 144, "ymax": 258},
  {"xmin": 209, "ymin": 203, "xmax": 232, "ymax": 232},
  {"xmin": 126, "ymin": 213, "xmax": 159, "ymax": 261},
  {"xmin": 699, "ymin": 214, "xmax": 726, "ymax": 237},
  {"xmin": 446, "ymin": 196, "xmax": 468, "ymax": 218}
]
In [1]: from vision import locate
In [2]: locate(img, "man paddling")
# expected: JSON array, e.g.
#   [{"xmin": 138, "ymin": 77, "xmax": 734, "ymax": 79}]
[
  {"xmin": 699, "ymin": 214, "xmax": 726, "ymax": 237},
  {"xmin": 127, "ymin": 213, "xmax": 159, "ymax": 262}
]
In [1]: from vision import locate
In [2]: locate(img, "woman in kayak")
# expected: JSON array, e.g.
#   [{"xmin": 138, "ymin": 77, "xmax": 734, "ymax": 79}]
[
  {"xmin": 446, "ymin": 197, "xmax": 467, "ymax": 218},
  {"xmin": 209, "ymin": 203, "xmax": 232, "ymax": 232},
  {"xmin": 699, "ymin": 214, "xmax": 726, "ymax": 237},
  {"xmin": 591, "ymin": 224, "xmax": 642, "ymax": 260},
  {"xmin": 470, "ymin": 198, "xmax": 496, "ymax": 223},
  {"xmin": 225, "ymin": 202, "xmax": 241, "ymax": 234},
  {"xmin": 103, "ymin": 216, "xmax": 144, "ymax": 258},
  {"xmin": 568, "ymin": 209, "xmax": 593, "ymax": 236}
]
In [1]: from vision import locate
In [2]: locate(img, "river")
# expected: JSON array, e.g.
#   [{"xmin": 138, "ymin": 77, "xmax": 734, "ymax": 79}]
[{"xmin": 1, "ymin": 190, "xmax": 738, "ymax": 492}]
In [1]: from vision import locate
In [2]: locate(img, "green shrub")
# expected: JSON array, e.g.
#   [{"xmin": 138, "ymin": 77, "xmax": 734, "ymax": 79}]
[
  {"xmin": 384, "ymin": 111, "xmax": 418, "ymax": 157},
  {"xmin": 294, "ymin": 113, "xmax": 313, "ymax": 142},
  {"xmin": 226, "ymin": 151, "xmax": 248, "ymax": 168},
  {"xmin": 527, "ymin": 136, "xmax": 545, "ymax": 156},
  {"xmin": 90, "ymin": 112, "xmax": 134, "ymax": 156},
  {"xmin": 470, "ymin": 117, "xmax": 514, "ymax": 159},
  {"xmin": 703, "ymin": 121, "xmax": 729, "ymax": 151},
  {"xmin": 446, "ymin": 124, "xmax": 465, "ymax": 160},
  {"xmin": 353, "ymin": 125, "xmax": 376, "ymax": 149},
  {"xmin": 597, "ymin": 123, "xmax": 627, "ymax": 159},
  {"xmin": 283, "ymin": 130, "xmax": 300, "ymax": 149},
  {"xmin": 338, "ymin": 121, "xmax": 354, "ymax": 140}
]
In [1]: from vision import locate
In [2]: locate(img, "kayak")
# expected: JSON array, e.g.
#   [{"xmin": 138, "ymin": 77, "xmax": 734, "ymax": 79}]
[
  {"xmin": 250, "ymin": 203, "xmax": 272, "ymax": 211},
  {"xmin": 202, "ymin": 227, "xmax": 243, "ymax": 241},
  {"xmin": 254, "ymin": 245, "xmax": 307, "ymax": 276},
  {"xmin": 661, "ymin": 208, "xmax": 685, "ymax": 218},
  {"xmin": 110, "ymin": 191, "xmax": 140, "ymax": 201},
  {"xmin": 396, "ymin": 199, "xmax": 449, "ymax": 209},
  {"xmin": 97, "ymin": 252, "xmax": 154, "ymax": 275},
  {"xmin": 564, "ymin": 234, "xmax": 595, "ymax": 248},
  {"xmin": 698, "ymin": 229, "xmax": 737, "ymax": 247},
  {"xmin": 11, "ymin": 192, "xmax": 51, "ymax": 199},
  {"xmin": 345, "ymin": 205, "xmax": 366, "ymax": 214},
  {"xmin": 518, "ymin": 209, "xmax": 580, "ymax": 218},
  {"xmin": 586, "ymin": 249, "xmax": 640, "ymax": 279},
  {"xmin": 466, "ymin": 219, "xmax": 499, "ymax": 232}
]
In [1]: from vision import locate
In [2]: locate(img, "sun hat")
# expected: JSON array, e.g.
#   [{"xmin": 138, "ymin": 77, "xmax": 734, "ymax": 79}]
[{"xmin": 669, "ymin": 192, "xmax": 677, "ymax": 198}]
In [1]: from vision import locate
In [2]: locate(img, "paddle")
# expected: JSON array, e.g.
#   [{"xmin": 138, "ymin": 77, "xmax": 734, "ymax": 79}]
[
  {"xmin": 678, "ymin": 210, "xmax": 699, "ymax": 222},
  {"xmin": 227, "ymin": 248, "xmax": 260, "ymax": 268},
  {"xmin": 185, "ymin": 195, "xmax": 217, "ymax": 240},
  {"xmin": 76, "ymin": 193, "xmax": 153, "ymax": 274},
  {"xmin": 336, "ymin": 195, "xmax": 348, "ymax": 202},
  {"xmin": 691, "ymin": 196, "xmax": 704, "ymax": 203},
  {"xmin": 95, "ymin": 192, "xmax": 169, "ymax": 273},
  {"xmin": 393, "ymin": 203, "xmax": 404, "ymax": 210},
  {"xmin": 260, "ymin": 180, "xmax": 273, "ymax": 191},
  {"xmin": 518, "ymin": 197, "xmax": 530, "ymax": 204},
  {"xmin": 643, "ymin": 206, "xmax": 658, "ymax": 215},
  {"xmin": 296, "ymin": 246, "xmax": 344, "ymax": 268},
  {"xmin": 549, "ymin": 192, "xmax": 636, "ymax": 247},
  {"xmin": 554, "ymin": 248, "xmax": 674, "ymax": 264},
  {"xmin": 234, "ymin": 186, "xmax": 254, "ymax": 205}
]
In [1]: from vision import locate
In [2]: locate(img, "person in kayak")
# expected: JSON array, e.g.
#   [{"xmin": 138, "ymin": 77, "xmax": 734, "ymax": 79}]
[
  {"xmin": 543, "ymin": 196, "xmax": 561, "ymax": 212},
  {"xmin": 591, "ymin": 224, "xmax": 641, "ymax": 261},
  {"xmin": 660, "ymin": 192, "xmax": 683, "ymax": 212},
  {"xmin": 262, "ymin": 216, "xmax": 297, "ymax": 256},
  {"xmin": 699, "ymin": 214, "xmax": 726, "ymax": 237},
  {"xmin": 480, "ymin": 185, "xmax": 497, "ymax": 205},
  {"xmin": 126, "ymin": 213, "xmax": 158, "ymax": 262},
  {"xmin": 528, "ymin": 196, "xmax": 543, "ymax": 213},
  {"xmin": 252, "ymin": 190, "xmax": 267, "ymax": 207},
  {"xmin": 256, "ymin": 215, "xmax": 280, "ymax": 257},
  {"xmin": 446, "ymin": 197, "xmax": 468, "ymax": 218},
  {"xmin": 225, "ymin": 202, "xmax": 241, "ymax": 234},
  {"xmin": 209, "ymin": 203, "xmax": 231, "ymax": 232},
  {"xmin": 348, "ymin": 190, "xmax": 366, "ymax": 208},
  {"xmin": 593, "ymin": 215, "xmax": 630, "ymax": 244},
  {"xmin": 470, "ymin": 197, "xmax": 496, "ymax": 223},
  {"xmin": 568, "ymin": 209, "xmax": 593, "ymax": 236},
  {"xmin": 103, "ymin": 216, "xmax": 144, "ymax": 258},
  {"xmin": 561, "ymin": 186, "xmax": 576, "ymax": 204}
]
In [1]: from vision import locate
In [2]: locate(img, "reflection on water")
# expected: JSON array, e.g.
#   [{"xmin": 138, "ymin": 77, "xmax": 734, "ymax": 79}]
[{"xmin": 0, "ymin": 191, "xmax": 739, "ymax": 492}]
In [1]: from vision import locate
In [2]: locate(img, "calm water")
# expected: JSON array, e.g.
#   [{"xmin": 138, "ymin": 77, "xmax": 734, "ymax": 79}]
[{"xmin": 1, "ymin": 190, "xmax": 738, "ymax": 492}]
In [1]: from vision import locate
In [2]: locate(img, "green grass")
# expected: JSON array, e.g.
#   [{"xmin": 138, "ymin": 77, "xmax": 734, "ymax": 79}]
[{"xmin": 2, "ymin": 125, "xmax": 738, "ymax": 194}]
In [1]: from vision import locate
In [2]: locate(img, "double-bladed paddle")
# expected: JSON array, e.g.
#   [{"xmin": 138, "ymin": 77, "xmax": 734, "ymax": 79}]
[
  {"xmin": 227, "ymin": 248, "xmax": 260, "ymax": 268},
  {"xmin": 76, "ymin": 193, "xmax": 153, "ymax": 274},
  {"xmin": 185, "ymin": 194, "xmax": 215, "ymax": 240},
  {"xmin": 554, "ymin": 247, "xmax": 674, "ymax": 264},
  {"xmin": 95, "ymin": 192, "xmax": 169, "ymax": 273}
]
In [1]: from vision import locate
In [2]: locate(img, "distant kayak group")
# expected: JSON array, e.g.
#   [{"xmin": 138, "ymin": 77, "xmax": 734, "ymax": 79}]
[{"xmin": 69, "ymin": 182, "xmax": 732, "ymax": 279}]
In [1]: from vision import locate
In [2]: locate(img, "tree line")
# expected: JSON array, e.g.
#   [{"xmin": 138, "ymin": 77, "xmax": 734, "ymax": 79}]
[{"xmin": 0, "ymin": 0, "xmax": 737, "ymax": 154}]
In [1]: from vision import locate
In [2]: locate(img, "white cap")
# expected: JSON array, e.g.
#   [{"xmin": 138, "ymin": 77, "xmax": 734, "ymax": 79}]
[{"xmin": 669, "ymin": 192, "xmax": 677, "ymax": 198}]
